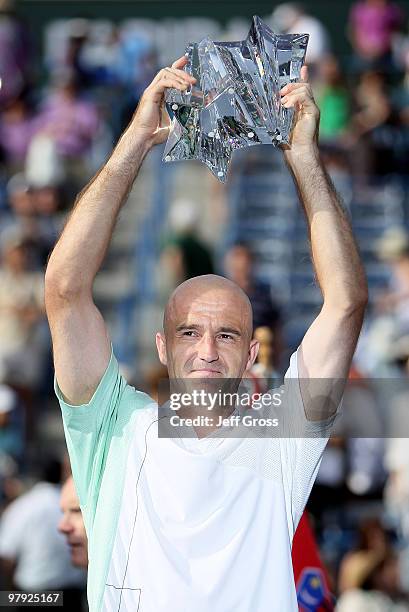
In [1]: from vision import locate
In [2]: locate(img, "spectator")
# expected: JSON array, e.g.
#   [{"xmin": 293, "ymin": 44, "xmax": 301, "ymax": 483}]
[
  {"xmin": 244, "ymin": 326, "xmax": 279, "ymax": 396},
  {"xmin": 271, "ymin": 3, "xmax": 330, "ymax": 72},
  {"xmin": 0, "ymin": 92, "xmax": 36, "ymax": 169},
  {"xmin": 0, "ymin": 0, "xmax": 32, "ymax": 110},
  {"xmin": 25, "ymin": 134, "xmax": 64, "ymax": 192},
  {"xmin": 342, "ymin": 368, "xmax": 385, "ymax": 497},
  {"xmin": 350, "ymin": 70, "xmax": 403, "ymax": 178},
  {"xmin": 0, "ymin": 174, "xmax": 60, "ymax": 270},
  {"xmin": 354, "ymin": 71, "xmax": 391, "ymax": 133},
  {"xmin": 59, "ymin": 476, "xmax": 88, "ymax": 569},
  {"xmin": 160, "ymin": 200, "xmax": 214, "ymax": 291},
  {"xmin": 338, "ymin": 519, "xmax": 391, "ymax": 590},
  {"xmin": 64, "ymin": 19, "xmax": 92, "ymax": 89},
  {"xmin": 43, "ymin": 19, "xmax": 89, "ymax": 85},
  {"xmin": 0, "ymin": 229, "xmax": 46, "ymax": 389},
  {"xmin": 357, "ymin": 229, "xmax": 409, "ymax": 375},
  {"xmin": 337, "ymin": 549, "xmax": 406, "ymax": 611},
  {"xmin": 375, "ymin": 228, "xmax": 409, "ymax": 333},
  {"xmin": 114, "ymin": 30, "xmax": 157, "ymax": 134},
  {"xmin": 224, "ymin": 242, "xmax": 282, "ymax": 367},
  {"xmin": 224, "ymin": 243, "xmax": 281, "ymax": 329},
  {"xmin": 116, "ymin": 27, "xmax": 156, "ymax": 95},
  {"xmin": 1, "ymin": 173, "xmax": 34, "ymax": 224},
  {"xmin": 250, "ymin": 326, "xmax": 279, "ymax": 381},
  {"xmin": 316, "ymin": 56, "xmax": 351, "ymax": 143},
  {"xmin": 0, "ymin": 458, "xmax": 86, "ymax": 602},
  {"xmin": 34, "ymin": 69, "xmax": 100, "ymax": 181},
  {"xmin": 348, "ymin": 0, "xmax": 404, "ymax": 72},
  {"xmin": 81, "ymin": 21, "xmax": 120, "ymax": 86}
]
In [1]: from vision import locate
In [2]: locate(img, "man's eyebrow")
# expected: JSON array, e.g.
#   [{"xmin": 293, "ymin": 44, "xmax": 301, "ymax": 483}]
[
  {"xmin": 175, "ymin": 323, "xmax": 203, "ymax": 332},
  {"xmin": 175, "ymin": 324, "xmax": 241, "ymax": 336}
]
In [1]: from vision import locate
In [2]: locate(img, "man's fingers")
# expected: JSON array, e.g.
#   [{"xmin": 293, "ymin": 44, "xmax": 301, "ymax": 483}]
[
  {"xmin": 147, "ymin": 73, "xmax": 195, "ymax": 100},
  {"xmin": 281, "ymin": 89, "xmax": 318, "ymax": 112},
  {"xmin": 163, "ymin": 68, "xmax": 189, "ymax": 88},
  {"xmin": 164, "ymin": 66, "xmax": 196, "ymax": 84},
  {"xmin": 172, "ymin": 55, "xmax": 188, "ymax": 69},
  {"xmin": 156, "ymin": 76, "xmax": 189, "ymax": 93},
  {"xmin": 152, "ymin": 66, "xmax": 195, "ymax": 88},
  {"xmin": 300, "ymin": 65, "xmax": 308, "ymax": 83},
  {"xmin": 280, "ymin": 84, "xmax": 314, "ymax": 104},
  {"xmin": 280, "ymin": 78, "xmax": 311, "ymax": 96},
  {"xmin": 281, "ymin": 88, "xmax": 312, "ymax": 102},
  {"xmin": 147, "ymin": 66, "xmax": 197, "ymax": 99}
]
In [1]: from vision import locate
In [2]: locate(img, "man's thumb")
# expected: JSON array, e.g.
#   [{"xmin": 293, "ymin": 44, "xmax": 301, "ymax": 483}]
[{"xmin": 154, "ymin": 126, "xmax": 170, "ymax": 146}]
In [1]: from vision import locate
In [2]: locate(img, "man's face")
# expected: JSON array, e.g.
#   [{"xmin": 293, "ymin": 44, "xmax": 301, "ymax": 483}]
[
  {"xmin": 58, "ymin": 478, "xmax": 88, "ymax": 568},
  {"xmin": 156, "ymin": 281, "xmax": 258, "ymax": 380}
]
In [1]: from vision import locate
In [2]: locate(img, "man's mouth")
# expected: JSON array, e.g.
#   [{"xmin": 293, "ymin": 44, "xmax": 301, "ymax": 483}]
[{"xmin": 189, "ymin": 369, "xmax": 223, "ymax": 377}]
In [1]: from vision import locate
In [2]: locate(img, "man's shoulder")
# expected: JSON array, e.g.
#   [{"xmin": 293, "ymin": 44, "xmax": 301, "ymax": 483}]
[
  {"xmin": 119, "ymin": 384, "xmax": 158, "ymax": 423},
  {"xmin": 121, "ymin": 383, "xmax": 156, "ymax": 409}
]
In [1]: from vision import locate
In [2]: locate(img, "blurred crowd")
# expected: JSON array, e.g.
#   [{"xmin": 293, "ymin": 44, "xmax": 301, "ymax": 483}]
[{"xmin": 1, "ymin": 0, "xmax": 409, "ymax": 609}]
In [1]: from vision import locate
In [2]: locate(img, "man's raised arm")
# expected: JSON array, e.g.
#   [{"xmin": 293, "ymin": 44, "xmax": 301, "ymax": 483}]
[
  {"xmin": 280, "ymin": 67, "xmax": 368, "ymax": 420},
  {"xmin": 45, "ymin": 57, "xmax": 195, "ymax": 406}
]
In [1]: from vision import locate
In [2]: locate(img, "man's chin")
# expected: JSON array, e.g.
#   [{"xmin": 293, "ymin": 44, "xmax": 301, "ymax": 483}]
[{"xmin": 71, "ymin": 547, "xmax": 87, "ymax": 568}]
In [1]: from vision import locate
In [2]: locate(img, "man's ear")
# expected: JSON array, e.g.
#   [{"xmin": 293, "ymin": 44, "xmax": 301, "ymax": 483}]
[
  {"xmin": 155, "ymin": 332, "xmax": 167, "ymax": 366},
  {"xmin": 246, "ymin": 339, "xmax": 259, "ymax": 371}
]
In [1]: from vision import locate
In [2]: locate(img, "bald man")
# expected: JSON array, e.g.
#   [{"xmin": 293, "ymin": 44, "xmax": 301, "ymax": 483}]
[
  {"xmin": 45, "ymin": 57, "xmax": 367, "ymax": 611},
  {"xmin": 59, "ymin": 476, "xmax": 88, "ymax": 569}
]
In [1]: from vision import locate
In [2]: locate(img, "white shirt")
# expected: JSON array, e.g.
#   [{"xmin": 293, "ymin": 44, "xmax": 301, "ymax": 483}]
[
  {"xmin": 0, "ymin": 482, "xmax": 86, "ymax": 590},
  {"xmin": 291, "ymin": 16, "xmax": 330, "ymax": 64},
  {"xmin": 102, "ymin": 351, "xmax": 334, "ymax": 611}
]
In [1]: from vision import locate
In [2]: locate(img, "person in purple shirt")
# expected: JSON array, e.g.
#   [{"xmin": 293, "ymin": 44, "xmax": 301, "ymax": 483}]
[
  {"xmin": 0, "ymin": 92, "xmax": 36, "ymax": 167},
  {"xmin": 349, "ymin": 0, "xmax": 404, "ymax": 69},
  {"xmin": 35, "ymin": 70, "xmax": 100, "ymax": 159}
]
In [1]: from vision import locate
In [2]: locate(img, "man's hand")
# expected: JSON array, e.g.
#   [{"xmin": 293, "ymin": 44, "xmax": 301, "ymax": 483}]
[
  {"xmin": 133, "ymin": 56, "xmax": 196, "ymax": 147},
  {"xmin": 280, "ymin": 66, "xmax": 319, "ymax": 152}
]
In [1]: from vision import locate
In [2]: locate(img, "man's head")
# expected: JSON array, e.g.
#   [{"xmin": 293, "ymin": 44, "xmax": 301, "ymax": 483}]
[
  {"xmin": 156, "ymin": 274, "xmax": 259, "ymax": 380},
  {"xmin": 58, "ymin": 476, "xmax": 88, "ymax": 568}
]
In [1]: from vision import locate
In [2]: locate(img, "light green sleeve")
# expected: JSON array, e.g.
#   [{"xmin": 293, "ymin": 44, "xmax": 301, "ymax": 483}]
[{"xmin": 55, "ymin": 350, "xmax": 126, "ymax": 521}]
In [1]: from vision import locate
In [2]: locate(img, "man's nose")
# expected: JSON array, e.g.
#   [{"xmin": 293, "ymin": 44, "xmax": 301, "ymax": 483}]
[
  {"xmin": 58, "ymin": 516, "xmax": 71, "ymax": 534},
  {"xmin": 197, "ymin": 334, "xmax": 219, "ymax": 362}
]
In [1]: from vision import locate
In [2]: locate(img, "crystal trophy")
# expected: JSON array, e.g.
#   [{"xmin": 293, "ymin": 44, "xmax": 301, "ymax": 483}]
[{"xmin": 163, "ymin": 15, "xmax": 309, "ymax": 182}]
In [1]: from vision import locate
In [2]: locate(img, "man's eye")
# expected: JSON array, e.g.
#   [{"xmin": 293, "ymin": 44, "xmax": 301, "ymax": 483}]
[
  {"xmin": 183, "ymin": 330, "xmax": 196, "ymax": 337},
  {"xmin": 219, "ymin": 334, "xmax": 234, "ymax": 341}
]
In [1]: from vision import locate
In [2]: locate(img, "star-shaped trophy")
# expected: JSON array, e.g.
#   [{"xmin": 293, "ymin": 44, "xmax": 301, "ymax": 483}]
[{"xmin": 163, "ymin": 15, "xmax": 309, "ymax": 183}]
